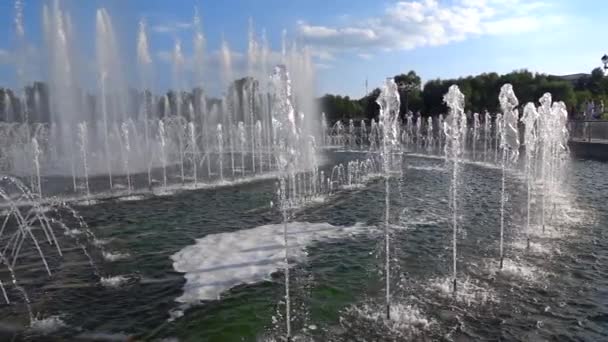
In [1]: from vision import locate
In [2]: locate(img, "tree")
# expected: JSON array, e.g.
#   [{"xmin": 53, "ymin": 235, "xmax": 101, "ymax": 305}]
[{"xmin": 394, "ymin": 71, "xmax": 422, "ymax": 116}]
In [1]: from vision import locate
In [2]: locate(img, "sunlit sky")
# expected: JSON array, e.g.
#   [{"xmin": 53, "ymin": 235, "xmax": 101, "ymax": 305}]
[{"xmin": 0, "ymin": 0, "xmax": 606, "ymax": 98}]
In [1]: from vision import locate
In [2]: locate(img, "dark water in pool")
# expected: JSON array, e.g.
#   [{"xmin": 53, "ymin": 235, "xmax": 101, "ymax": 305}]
[{"xmin": 1, "ymin": 151, "xmax": 607, "ymax": 341}]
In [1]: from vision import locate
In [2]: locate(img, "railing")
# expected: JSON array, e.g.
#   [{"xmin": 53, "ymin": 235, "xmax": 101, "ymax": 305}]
[{"xmin": 568, "ymin": 120, "xmax": 608, "ymax": 143}]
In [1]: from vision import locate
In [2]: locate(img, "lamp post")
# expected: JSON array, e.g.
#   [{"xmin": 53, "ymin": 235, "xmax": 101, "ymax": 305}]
[{"xmin": 602, "ymin": 54, "xmax": 608, "ymax": 71}]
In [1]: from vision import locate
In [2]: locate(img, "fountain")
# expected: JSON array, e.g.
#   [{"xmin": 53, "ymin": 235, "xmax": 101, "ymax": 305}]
[
  {"xmin": 77, "ymin": 123, "xmax": 91, "ymax": 201},
  {"xmin": 443, "ymin": 85, "xmax": 467, "ymax": 293},
  {"xmin": 483, "ymin": 111, "xmax": 491, "ymax": 161},
  {"xmin": 270, "ymin": 64, "xmax": 299, "ymax": 339},
  {"xmin": 0, "ymin": 2, "xmax": 592, "ymax": 341},
  {"xmin": 217, "ymin": 123, "xmax": 224, "ymax": 182},
  {"xmin": 31, "ymin": 137, "xmax": 42, "ymax": 198},
  {"xmin": 472, "ymin": 112, "xmax": 480, "ymax": 160},
  {"xmin": 521, "ymin": 103, "xmax": 539, "ymax": 247},
  {"xmin": 158, "ymin": 120, "xmax": 168, "ymax": 190},
  {"xmin": 498, "ymin": 84, "xmax": 520, "ymax": 269},
  {"xmin": 376, "ymin": 77, "xmax": 400, "ymax": 319},
  {"xmin": 188, "ymin": 122, "xmax": 198, "ymax": 186},
  {"xmin": 120, "ymin": 122, "xmax": 132, "ymax": 194}
]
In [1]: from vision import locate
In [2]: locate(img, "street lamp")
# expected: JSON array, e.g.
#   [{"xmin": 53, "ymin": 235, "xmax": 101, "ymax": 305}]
[{"xmin": 602, "ymin": 54, "xmax": 608, "ymax": 71}]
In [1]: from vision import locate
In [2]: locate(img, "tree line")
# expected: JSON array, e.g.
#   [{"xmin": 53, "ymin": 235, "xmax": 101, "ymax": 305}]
[{"xmin": 318, "ymin": 68, "xmax": 608, "ymax": 123}]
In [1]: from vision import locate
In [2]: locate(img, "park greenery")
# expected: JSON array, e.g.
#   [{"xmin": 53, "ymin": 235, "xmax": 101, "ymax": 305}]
[{"xmin": 318, "ymin": 67, "xmax": 608, "ymax": 123}]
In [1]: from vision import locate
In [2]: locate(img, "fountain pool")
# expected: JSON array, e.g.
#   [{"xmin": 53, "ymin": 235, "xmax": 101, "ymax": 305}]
[{"xmin": 0, "ymin": 150, "xmax": 606, "ymax": 341}]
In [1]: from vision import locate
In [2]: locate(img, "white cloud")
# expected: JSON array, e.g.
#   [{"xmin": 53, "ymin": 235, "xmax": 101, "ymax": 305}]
[
  {"xmin": 298, "ymin": 0, "xmax": 563, "ymax": 56},
  {"xmin": 358, "ymin": 53, "xmax": 372, "ymax": 60}
]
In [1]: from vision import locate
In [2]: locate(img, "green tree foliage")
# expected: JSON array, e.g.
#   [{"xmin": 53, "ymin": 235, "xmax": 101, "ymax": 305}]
[{"xmin": 318, "ymin": 68, "xmax": 607, "ymax": 122}]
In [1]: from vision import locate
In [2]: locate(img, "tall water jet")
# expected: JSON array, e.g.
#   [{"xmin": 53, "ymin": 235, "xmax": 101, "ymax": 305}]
[
  {"xmin": 137, "ymin": 19, "xmax": 153, "ymax": 187},
  {"xmin": 498, "ymin": 84, "xmax": 520, "ymax": 269},
  {"xmin": 31, "ymin": 138, "xmax": 42, "ymax": 198},
  {"xmin": 44, "ymin": 2, "xmax": 80, "ymax": 190},
  {"xmin": 270, "ymin": 65, "xmax": 300, "ymax": 339},
  {"xmin": 77, "ymin": 123, "xmax": 90, "ymax": 201},
  {"xmin": 172, "ymin": 39, "xmax": 184, "ymax": 118},
  {"xmin": 217, "ymin": 124, "xmax": 224, "ymax": 181},
  {"xmin": 426, "ymin": 116, "xmax": 434, "ymax": 150},
  {"xmin": 220, "ymin": 41, "xmax": 236, "ymax": 178},
  {"xmin": 472, "ymin": 112, "xmax": 480, "ymax": 160},
  {"xmin": 98, "ymin": 68, "xmax": 112, "ymax": 190},
  {"xmin": 96, "ymin": 8, "xmax": 128, "ymax": 187},
  {"xmin": 443, "ymin": 85, "xmax": 466, "ymax": 293},
  {"xmin": 158, "ymin": 120, "xmax": 168, "ymax": 190},
  {"xmin": 415, "ymin": 115, "xmax": 422, "ymax": 149},
  {"xmin": 495, "ymin": 113, "xmax": 503, "ymax": 164},
  {"xmin": 376, "ymin": 78, "xmax": 400, "ymax": 319},
  {"xmin": 121, "ymin": 122, "xmax": 132, "ymax": 194},
  {"xmin": 256, "ymin": 120, "xmax": 263, "ymax": 173},
  {"xmin": 189, "ymin": 122, "xmax": 198, "ymax": 186},
  {"xmin": 349, "ymin": 119, "xmax": 356, "ymax": 149},
  {"xmin": 537, "ymin": 93, "xmax": 552, "ymax": 232},
  {"xmin": 483, "ymin": 111, "xmax": 491, "ymax": 161},
  {"xmin": 238, "ymin": 121, "xmax": 246, "ymax": 175},
  {"xmin": 192, "ymin": 7, "xmax": 205, "ymax": 89},
  {"xmin": 361, "ymin": 119, "xmax": 368, "ymax": 146},
  {"xmin": 321, "ymin": 113, "xmax": 327, "ymax": 146},
  {"xmin": 521, "ymin": 103, "xmax": 539, "ymax": 247},
  {"xmin": 247, "ymin": 21, "xmax": 259, "ymax": 172}
]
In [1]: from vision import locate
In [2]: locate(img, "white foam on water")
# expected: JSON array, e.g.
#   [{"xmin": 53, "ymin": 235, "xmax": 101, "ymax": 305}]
[
  {"xmin": 510, "ymin": 238, "xmax": 555, "ymax": 255},
  {"xmin": 343, "ymin": 301, "xmax": 434, "ymax": 339},
  {"xmin": 407, "ymin": 165, "xmax": 446, "ymax": 172},
  {"xmin": 65, "ymin": 229, "xmax": 82, "ymax": 236},
  {"xmin": 93, "ymin": 238, "xmax": 111, "ymax": 246},
  {"xmin": 74, "ymin": 199, "xmax": 100, "ymax": 206},
  {"xmin": 116, "ymin": 195, "xmax": 145, "ymax": 202},
  {"xmin": 341, "ymin": 183, "xmax": 365, "ymax": 190},
  {"xmin": 29, "ymin": 315, "xmax": 66, "ymax": 334},
  {"xmin": 495, "ymin": 258, "xmax": 548, "ymax": 282},
  {"xmin": 399, "ymin": 209, "xmax": 444, "ymax": 227},
  {"xmin": 428, "ymin": 276, "xmax": 497, "ymax": 306},
  {"xmin": 153, "ymin": 189, "xmax": 178, "ymax": 197},
  {"xmin": 75, "ymin": 332, "xmax": 132, "ymax": 341},
  {"xmin": 171, "ymin": 221, "xmax": 369, "ymax": 303},
  {"xmin": 100, "ymin": 275, "xmax": 130, "ymax": 287},
  {"xmin": 102, "ymin": 251, "xmax": 130, "ymax": 262}
]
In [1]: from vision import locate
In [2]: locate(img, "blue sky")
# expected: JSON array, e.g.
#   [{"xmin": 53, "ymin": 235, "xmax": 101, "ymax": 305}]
[{"xmin": 0, "ymin": 0, "xmax": 606, "ymax": 98}]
